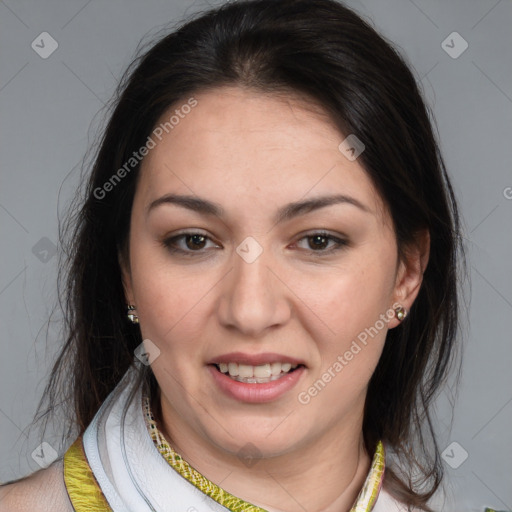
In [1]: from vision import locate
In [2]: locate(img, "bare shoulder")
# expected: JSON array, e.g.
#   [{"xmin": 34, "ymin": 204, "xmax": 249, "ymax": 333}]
[{"xmin": 0, "ymin": 459, "xmax": 74, "ymax": 512}]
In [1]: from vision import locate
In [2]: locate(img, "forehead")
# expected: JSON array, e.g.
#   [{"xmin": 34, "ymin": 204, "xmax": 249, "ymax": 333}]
[{"xmin": 136, "ymin": 86, "xmax": 387, "ymax": 223}]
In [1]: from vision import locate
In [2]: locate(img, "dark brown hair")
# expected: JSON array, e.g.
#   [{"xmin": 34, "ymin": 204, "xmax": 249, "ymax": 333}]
[{"xmin": 30, "ymin": 0, "xmax": 465, "ymax": 509}]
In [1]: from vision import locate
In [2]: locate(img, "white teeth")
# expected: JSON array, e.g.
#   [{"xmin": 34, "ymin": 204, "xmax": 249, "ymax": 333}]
[
  {"xmin": 228, "ymin": 362, "xmax": 239, "ymax": 376},
  {"xmin": 253, "ymin": 364, "xmax": 272, "ymax": 378},
  {"xmin": 217, "ymin": 361, "xmax": 299, "ymax": 382},
  {"xmin": 270, "ymin": 362, "xmax": 282, "ymax": 376},
  {"xmin": 281, "ymin": 363, "xmax": 292, "ymax": 373},
  {"xmin": 238, "ymin": 364, "xmax": 253, "ymax": 378}
]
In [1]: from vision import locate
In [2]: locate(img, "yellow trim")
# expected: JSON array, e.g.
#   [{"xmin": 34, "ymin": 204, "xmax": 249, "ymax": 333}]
[
  {"xmin": 143, "ymin": 393, "xmax": 385, "ymax": 512},
  {"xmin": 144, "ymin": 394, "xmax": 267, "ymax": 511},
  {"xmin": 350, "ymin": 441, "xmax": 385, "ymax": 512},
  {"xmin": 63, "ymin": 436, "xmax": 113, "ymax": 512},
  {"xmin": 62, "ymin": 387, "xmax": 385, "ymax": 512}
]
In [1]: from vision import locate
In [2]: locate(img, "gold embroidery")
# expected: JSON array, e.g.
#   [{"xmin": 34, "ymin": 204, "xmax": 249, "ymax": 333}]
[
  {"xmin": 62, "ymin": 384, "xmax": 386, "ymax": 512},
  {"xmin": 143, "ymin": 392, "xmax": 385, "ymax": 512}
]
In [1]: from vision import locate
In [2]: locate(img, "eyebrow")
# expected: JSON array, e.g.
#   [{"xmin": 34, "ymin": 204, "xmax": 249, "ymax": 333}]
[{"xmin": 146, "ymin": 193, "xmax": 371, "ymax": 223}]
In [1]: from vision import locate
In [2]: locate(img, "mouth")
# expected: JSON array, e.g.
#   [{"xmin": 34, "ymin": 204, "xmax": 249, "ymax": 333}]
[{"xmin": 211, "ymin": 362, "xmax": 305, "ymax": 384}]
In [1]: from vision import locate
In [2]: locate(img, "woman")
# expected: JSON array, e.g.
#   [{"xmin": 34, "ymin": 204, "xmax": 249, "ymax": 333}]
[{"xmin": 0, "ymin": 0, "xmax": 464, "ymax": 510}]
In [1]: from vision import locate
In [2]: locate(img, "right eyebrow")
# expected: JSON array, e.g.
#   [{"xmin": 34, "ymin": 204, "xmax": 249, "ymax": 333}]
[{"xmin": 146, "ymin": 194, "xmax": 224, "ymax": 218}]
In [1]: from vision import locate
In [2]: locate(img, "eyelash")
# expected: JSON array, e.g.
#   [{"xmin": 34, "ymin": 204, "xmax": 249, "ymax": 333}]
[{"xmin": 162, "ymin": 231, "xmax": 348, "ymax": 257}]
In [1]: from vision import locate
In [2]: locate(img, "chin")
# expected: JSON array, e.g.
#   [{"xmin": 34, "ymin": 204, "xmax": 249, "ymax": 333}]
[{"xmin": 208, "ymin": 423, "xmax": 303, "ymax": 458}]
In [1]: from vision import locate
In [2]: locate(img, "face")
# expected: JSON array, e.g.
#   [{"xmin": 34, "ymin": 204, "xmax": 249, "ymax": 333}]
[{"xmin": 120, "ymin": 86, "xmax": 425, "ymax": 461}]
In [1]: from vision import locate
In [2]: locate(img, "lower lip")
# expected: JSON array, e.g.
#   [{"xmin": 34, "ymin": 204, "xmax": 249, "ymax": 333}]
[{"xmin": 208, "ymin": 365, "xmax": 306, "ymax": 403}]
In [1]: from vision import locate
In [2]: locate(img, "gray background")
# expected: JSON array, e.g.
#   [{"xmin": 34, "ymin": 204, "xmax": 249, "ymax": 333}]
[{"xmin": 1, "ymin": 0, "xmax": 511, "ymax": 511}]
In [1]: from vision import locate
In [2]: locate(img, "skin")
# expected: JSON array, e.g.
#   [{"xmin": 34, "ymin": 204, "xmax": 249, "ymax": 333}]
[{"xmin": 120, "ymin": 86, "xmax": 429, "ymax": 512}]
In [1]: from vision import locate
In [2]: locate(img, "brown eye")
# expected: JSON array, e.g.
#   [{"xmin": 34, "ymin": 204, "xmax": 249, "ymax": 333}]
[
  {"xmin": 307, "ymin": 234, "xmax": 330, "ymax": 250},
  {"xmin": 294, "ymin": 231, "xmax": 348, "ymax": 255},
  {"xmin": 185, "ymin": 234, "xmax": 207, "ymax": 250},
  {"xmin": 162, "ymin": 231, "xmax": 220, "ymax": 256}
]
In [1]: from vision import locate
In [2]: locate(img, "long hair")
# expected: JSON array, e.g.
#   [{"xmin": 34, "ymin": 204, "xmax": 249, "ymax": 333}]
[{"xmin": 32, "ymin": 0, "xmax": 465, "ymax": 509}]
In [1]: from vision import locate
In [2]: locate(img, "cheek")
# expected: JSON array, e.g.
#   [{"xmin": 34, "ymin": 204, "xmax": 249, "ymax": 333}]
[
  {"xmin": 135, "ymin": 276, "xmax": 203, "ymax": 343},
  {"xmin": 296, "ymin": 254, "xmax": 396, "ymax": 341},
  {"xmin": 299, "ymin": 274, "xmax": 392, "ymax": 411},
  {"xmin": 128, "ymin": 246, "xmax": 217, "ymax": 357},
  {"xmin": 295, "ymin": 250, "xmax": 396, "ymax": 400}
]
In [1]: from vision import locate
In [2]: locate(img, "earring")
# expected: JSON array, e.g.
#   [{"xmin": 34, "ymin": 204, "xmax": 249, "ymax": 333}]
[
  {"xmin": 127, "ymin": 304, "xmax": 139, "ymax": 324},
  {"xmin": 394, "ymin": 305, "xmax": 408, "ymax": 322}
]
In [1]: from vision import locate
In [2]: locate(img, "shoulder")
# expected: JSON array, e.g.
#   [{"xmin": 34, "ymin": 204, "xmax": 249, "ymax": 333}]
[{"xmin": 0, "ymin": 458, "xmax": 74, "ymax": 512}]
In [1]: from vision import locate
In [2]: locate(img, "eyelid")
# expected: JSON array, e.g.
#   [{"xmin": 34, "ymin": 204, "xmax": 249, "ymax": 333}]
[
  {"xmin": 162, "ymin": 229, "xmax": 348, "ymax": 257},
  {"xmin": 291, "ymin": 230, "xmax": 348, "ymax": 254},
  {"xmin": 162, "ymin": 230, "xmax": 220, "ymax": 256}
]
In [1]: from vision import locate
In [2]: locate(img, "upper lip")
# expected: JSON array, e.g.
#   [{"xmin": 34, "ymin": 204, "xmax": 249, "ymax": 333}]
[{"xmin": 207, "ymin": 352, "xmax": 306, "ymax": 367}]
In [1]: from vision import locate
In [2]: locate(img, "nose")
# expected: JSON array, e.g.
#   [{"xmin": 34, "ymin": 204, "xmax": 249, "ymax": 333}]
[{"xmin": 217, "ymin": 247, "xmax": 292, "ymax": 338}]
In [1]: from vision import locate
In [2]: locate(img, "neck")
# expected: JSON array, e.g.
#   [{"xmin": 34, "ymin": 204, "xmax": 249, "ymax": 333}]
[{"xmin": 154, "ymin": 391, "xmax": 372, "ymax": 512}]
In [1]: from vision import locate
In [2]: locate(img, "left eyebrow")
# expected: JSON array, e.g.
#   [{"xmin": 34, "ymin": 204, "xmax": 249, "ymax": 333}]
[
  {"xmin": 145, "ymin": 193, "xmax": 371, "ymax": 222},
  {"xmin": 273, "ymin": 194, "xmax": 372, "ymax": 224}
]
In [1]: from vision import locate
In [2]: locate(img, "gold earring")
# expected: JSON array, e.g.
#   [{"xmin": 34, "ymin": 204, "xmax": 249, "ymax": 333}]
[
  {"xmin": 127, "ymin": 304, "xmax": 139, "ymax": 324},
  {"xmin": 394, "ymin": 305, "xmax": 408, "ymax": 322}
]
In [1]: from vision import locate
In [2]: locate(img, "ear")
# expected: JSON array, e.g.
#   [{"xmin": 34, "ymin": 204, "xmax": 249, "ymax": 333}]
[
  {"xmin": 388, "ymin": 228, "xmax": 430, "ymax": 328},
  {"xmin": 118, "ymin": 249, "xmax": 134, "ymax": 304}
]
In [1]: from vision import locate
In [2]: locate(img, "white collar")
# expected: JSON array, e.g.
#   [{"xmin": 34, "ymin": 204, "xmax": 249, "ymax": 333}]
[{"xmin": 80, "ymin": 363, "xmax": 407, "ymax": 512}]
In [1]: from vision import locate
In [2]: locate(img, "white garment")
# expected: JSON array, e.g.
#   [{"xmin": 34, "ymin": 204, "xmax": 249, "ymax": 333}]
[
  {"xmin": 78, "ymin": 363, "xmax": 412, "ymax": 512},
  {"xmin": 1, "ymin": 362, "xmax": 417, "ymax": 511},
  {"xmin": 82, "ymin": 364, "xmax": 226, "ymax": 512}
]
